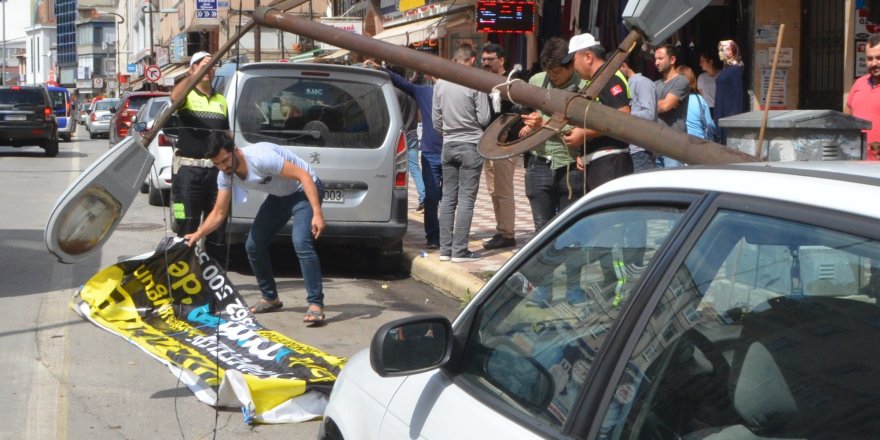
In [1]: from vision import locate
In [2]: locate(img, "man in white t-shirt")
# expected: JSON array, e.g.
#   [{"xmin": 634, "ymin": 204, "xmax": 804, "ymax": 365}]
[{"xmin": 184, "ymin": 131, "xmax": 327, "ymax": 324}]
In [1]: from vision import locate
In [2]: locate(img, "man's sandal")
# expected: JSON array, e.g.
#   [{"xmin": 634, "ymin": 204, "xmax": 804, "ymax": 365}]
[
  {"xmin": 250, "ymin": 300, "xmax": 283, "ymax": 314},
  {"xmin": 303, "ymin": 309, "xmax": 325, "ymax": 325}
]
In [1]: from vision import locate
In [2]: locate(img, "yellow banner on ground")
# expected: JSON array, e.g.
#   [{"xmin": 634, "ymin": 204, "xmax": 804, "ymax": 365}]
[{"xmin": 72, "ymin": 238, "xmax": 346, "ymax": 424}]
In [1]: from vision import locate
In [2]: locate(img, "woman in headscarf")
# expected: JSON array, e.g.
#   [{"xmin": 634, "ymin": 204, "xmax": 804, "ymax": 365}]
[{"xmin": 713, "ymin": 39, "xmax": 745, "ymax": 144}]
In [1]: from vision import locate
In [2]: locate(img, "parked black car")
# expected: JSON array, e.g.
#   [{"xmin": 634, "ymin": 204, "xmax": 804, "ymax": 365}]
[{"xmin": 0, "ymin": 85, "xmax": 59, "ymax": 157}]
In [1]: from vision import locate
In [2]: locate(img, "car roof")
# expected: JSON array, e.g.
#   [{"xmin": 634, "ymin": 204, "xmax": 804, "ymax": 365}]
[
  {"xmin": 588, "ymin": 161, "xmax": 880, "ymax": 219},
  {"xmin": 236, "ymin": 62, "xmax": 391, "ymax": 82}
]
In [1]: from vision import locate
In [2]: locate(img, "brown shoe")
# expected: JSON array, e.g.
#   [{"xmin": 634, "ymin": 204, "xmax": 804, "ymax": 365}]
[{"xmin": 483, "ymin": 234, "xmax": 516, "ymax": 250}]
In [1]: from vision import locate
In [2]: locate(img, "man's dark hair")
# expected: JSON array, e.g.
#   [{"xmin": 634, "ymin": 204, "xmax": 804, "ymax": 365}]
[
  {"xmin": 205, "ymin": 131, "xmax": 235, "ymax": 159},
  {"xmin": 584, "ymin": 44, "xmax": 607, "ymax": 61},
  {"xmin": 656, "ymin": 44, "xmax": 679, "ymax": 65},
  {"xmin": 540, "ymin": 37, "xmax": 570, "ymax": 70},
  {"xmin": 482, "ymin": 43, "xmax": 506, "ymax": 59},
  {"xmin": 625, "ymin": 47, "xmax": 646, "ymax": 73},
  {"xmin": 869, "ymin": 35, "xmax": 880, "ymax": 49},
  {"xmin": 699, "ymin": 47, "xmax": 723, "ymax": 70}
]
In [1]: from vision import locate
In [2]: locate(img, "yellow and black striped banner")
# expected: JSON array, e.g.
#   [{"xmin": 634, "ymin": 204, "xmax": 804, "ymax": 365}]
[{"xmin": 72, "ymin": 238, "xmax": 346, "ymax": 424}]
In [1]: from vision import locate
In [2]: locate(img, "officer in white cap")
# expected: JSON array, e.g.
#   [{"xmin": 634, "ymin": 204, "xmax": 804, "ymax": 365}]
[
  {"xmin": 562, "ymin": 33, "xmax": 634, "ymax": 193},
  {"xmin": 169, "ymin": 51, "xmax": 231, "ymax": 261}
]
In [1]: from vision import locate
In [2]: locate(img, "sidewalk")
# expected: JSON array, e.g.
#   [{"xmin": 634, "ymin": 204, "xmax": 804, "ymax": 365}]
[{"xmin": 402, "ymin": 157, "xmax": 536, "ymax": 299}]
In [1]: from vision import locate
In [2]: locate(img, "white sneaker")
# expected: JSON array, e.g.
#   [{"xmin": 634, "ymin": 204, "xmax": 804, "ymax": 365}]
[{"xmin": 439, "ymin": 254, "xmax": 451, "ymax": 261}]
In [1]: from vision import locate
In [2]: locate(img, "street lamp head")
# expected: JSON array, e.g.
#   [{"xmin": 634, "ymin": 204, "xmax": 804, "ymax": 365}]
[{"xmin": 97, "ymin": 11, "xmax": 125, "ymax": 24}]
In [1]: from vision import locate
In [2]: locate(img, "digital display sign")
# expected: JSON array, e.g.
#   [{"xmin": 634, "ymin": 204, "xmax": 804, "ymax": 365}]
[{"xmin": 475, "ymin": 1, "xmax": 537, "ymax": 34}]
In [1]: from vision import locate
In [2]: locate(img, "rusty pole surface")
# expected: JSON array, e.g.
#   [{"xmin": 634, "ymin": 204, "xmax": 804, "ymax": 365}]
[{"xmin": 254, "ymin": 7, "xmax": 756, "ymax": 165}]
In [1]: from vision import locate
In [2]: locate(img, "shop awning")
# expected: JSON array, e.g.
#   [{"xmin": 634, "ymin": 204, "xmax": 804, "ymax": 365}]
[
  {"xmin": 373, "ymin": 16, "xmax": 445, "ymax": 46},
  {"xmin": 128, "ymin": 78, "xmax": 145, "ymax": 91},
  {"xmin": 161, "ymin": 64, "xmax": 188, "ymax": 86},
  {"xmin": 323, "ymin": 16, "xmax": 447, "ymax": 59}
]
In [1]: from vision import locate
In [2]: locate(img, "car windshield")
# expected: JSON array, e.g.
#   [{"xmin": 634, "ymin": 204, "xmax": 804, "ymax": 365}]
[
  {"xmin": 95, "ymin": 100, "xmax": 118, "ymax": 111},
  {"xmin": 0, "ymin": 89, "xmax": 44, "ymax": 105},
  {"xmin": 148, "ymin": 100, "xmax": 170, "ymax": 119},
  {"xmin": 127, "ymin": 96, "xmax": 155, "ymax": 112},
  {"xmin": 236, "ymin": 76, "xmax": 389, "ymax": 149}
]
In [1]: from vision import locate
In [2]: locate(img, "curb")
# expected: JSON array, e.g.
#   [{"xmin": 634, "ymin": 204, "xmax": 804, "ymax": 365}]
[{"xmin": 402, "ymin": 247, "xmax": 486, "ymax": 301}]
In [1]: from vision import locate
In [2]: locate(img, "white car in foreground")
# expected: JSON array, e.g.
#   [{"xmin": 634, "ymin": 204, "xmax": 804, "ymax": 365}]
[{"xmin": 321, "ymin": 162, "xmax": 880, "ymax": 440}]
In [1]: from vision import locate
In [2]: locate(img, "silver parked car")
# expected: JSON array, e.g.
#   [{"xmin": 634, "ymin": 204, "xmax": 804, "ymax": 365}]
[
  {"xmin": 86, "ymin": 98, "xmax": 119, "ymax": 139},
  {"xmin": 132, "ymin": 96, "xmax": 174, "ymax": 206},
  {"xmin": 221, "ymin": 62, "xmax": 408, "ymax": 271}
]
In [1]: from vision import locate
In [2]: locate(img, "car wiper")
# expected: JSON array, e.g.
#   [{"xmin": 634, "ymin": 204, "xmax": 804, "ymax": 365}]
[{"xmin": 261, "ymin": 129, "xmax": 322, "ymax": 140}]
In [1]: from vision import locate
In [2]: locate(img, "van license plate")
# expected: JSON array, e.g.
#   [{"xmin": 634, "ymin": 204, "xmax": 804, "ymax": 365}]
[
  {"xmin": 323, "ymin": 189, "xmax": 344, "ymax": 203},
  {"xmin": 5, "ymin": 115, "xmax": 26, "ymax": 121}
]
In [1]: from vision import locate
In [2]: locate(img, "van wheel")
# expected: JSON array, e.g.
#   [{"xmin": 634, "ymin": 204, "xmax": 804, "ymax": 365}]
[
  {"xmin": 60, "ymin": 134, "xmax": 71, "ymax": 142},
  {"xmin": 43, "ymin": 139, "xmax": 59, "ymax": 157}
]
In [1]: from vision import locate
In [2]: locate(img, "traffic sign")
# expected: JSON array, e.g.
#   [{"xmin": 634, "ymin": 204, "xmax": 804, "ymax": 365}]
[
  {"xmin": 196, "ymin": 9, "xmax": 218, "ymax": 18},
  {"xmin": 145, "ymin": 65, "xmax": 162, "ymax": 83}
]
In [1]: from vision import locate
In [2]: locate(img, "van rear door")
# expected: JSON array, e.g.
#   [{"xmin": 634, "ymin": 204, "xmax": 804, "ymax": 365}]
[{"xmin": 227, "ymin": 64, "xmax": 401, "ymax": 224}]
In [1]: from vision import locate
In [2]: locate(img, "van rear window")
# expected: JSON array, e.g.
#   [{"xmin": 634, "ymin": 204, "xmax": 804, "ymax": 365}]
[{"xmin": 236, "ymin": 77, "xmax": 390, "ymax": 149}]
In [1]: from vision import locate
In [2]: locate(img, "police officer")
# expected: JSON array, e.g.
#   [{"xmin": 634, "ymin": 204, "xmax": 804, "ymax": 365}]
[{"xmin": 170, "ymin": 51, "xmax": 230, "ymax": 260}]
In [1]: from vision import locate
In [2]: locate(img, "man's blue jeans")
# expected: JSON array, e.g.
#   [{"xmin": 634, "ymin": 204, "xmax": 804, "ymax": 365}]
[
  {"xmin": 245, "ymin": 181, "xmax": 325, "ymax": 307},
  {"xmin": 421, "ymin": 151, "xmax": 442, "ymax": 246},
  {"xmin": 406, "ymin": 132, "xmax": 425, "ymax": 205},
  {"xmin": 439, "ymin": 142, "xmax": 483, "ymax": 257}
]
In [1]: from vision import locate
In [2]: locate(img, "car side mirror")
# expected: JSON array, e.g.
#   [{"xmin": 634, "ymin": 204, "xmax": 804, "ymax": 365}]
[
  {"xmin": 370, "ymin": 315, "xmax": 453, "ymax": 377},
  {"xmin": 133, "ymin": 121, "xmax": 147, "ymax": 132}
]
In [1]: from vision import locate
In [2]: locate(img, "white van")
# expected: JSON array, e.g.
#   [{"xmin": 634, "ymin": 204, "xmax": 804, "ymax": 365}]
[{"xmin": 220, "ymin": 62, "xmax": 409, "ymax": 271}]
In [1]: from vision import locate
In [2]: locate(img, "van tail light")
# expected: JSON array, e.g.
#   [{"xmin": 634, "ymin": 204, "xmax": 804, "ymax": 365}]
[
  {"xmin": 44, "ymin": 107, "xmax": 53, "ymax": 121},
  {"xmin": 394, "ymin": 131, "xmax": 408, "ymax": 189}
]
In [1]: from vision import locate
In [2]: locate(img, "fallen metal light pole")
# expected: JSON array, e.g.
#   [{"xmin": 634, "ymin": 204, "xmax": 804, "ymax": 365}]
[
  {"xmin": 141, "ymin": 0, "xmax": 310, "ymax": 147},
  {"xmin": 253, "ymin": 6, "xmax": 756, "ymax": 165}
]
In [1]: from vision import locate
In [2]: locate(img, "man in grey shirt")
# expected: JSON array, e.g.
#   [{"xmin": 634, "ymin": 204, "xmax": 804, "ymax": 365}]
[
  {"xmin": 432, "ymin": 43, "xmax": 491, "ymax": 262},
  {"xmin": 620, "ymin": 52, "xmax": 658, "ymax": 171},
  {"xmin": 654, "ymin": 44, "xmax": 690, "ymax": 167}
]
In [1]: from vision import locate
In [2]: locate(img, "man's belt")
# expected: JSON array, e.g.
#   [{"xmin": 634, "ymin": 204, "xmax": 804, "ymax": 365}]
[
  {"xmin": 583, "ymin": 148, "xmax": 628, "ymax": 165},
  {"xmin": 174, "ymin": 156, "xmax": 214, "ymax": 168}
]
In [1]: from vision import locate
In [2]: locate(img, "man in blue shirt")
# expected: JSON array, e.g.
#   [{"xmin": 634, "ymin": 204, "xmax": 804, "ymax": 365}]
[
  {"xmin": 365, "ymin": 60, "xmax": 443, "ymax": 250},
  {"xmin": 184, "ymin": 131, "xmax": 327, "ymax": 324}
]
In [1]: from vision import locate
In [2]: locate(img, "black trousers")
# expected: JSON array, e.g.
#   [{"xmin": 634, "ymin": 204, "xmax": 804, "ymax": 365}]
[
  {"xmin": 524, "ymin": 158, "xmax": 585, "ymax": 232},
  {"xmin": 172, "ymin": 165, "xmax": 227, "ymax": 259}
]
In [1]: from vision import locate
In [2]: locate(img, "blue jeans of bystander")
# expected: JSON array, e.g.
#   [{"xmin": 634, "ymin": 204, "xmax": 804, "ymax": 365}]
[
  {"xmin": 406, "ymin": 131, "xmax": 425, "ymax": 205},
  {"xmin": 421, "ymin": 151, "xmax": 442, "ymax": 246}
]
